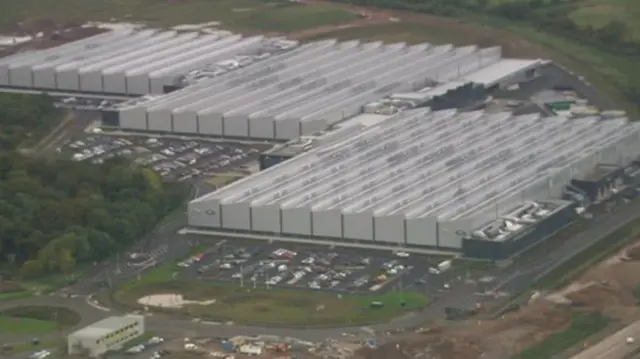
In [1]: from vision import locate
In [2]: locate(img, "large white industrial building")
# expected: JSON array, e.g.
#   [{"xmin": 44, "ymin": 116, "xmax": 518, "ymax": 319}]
[
  {"xmin": 111, "ymin": 41, "xmax": 540, "ymax": 140},
  {"xmin": 0, "ymin": 26, "xmax": 544, "ymax": 140},
  {"xmin": 188, "ymin": 108, "xmax": 640, "ymax": 249},
  {"xmin": 0, "ymin": 27, "xmax": 276, "ymax": 94}
]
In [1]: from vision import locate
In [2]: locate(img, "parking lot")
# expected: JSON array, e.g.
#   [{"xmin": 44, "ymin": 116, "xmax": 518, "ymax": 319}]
[
  {"xmin": 175, "ymin": 239, "xmax": 457, "ymax": 295},
  {"xmin": 54, "ymin": 97, "xmax": 127, "ymax": 110},
  {"xmin": 63, "ymin": 135, "xmax": 271, "ymax": 182}
]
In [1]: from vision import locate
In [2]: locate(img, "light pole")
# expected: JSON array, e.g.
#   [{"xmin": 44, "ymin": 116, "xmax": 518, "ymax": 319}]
[{"xmin": 115, "ymin": 252, "xmax": 121, "ymax": 275}]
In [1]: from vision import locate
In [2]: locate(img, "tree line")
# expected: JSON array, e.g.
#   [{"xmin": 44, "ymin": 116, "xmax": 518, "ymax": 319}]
[
  {"xmin": 0, "ymin": 94, "xmax": 186, "ymax": 279},
  {"xmin": 339, "ymin": 0, "xmax": 640, "ymax": 109}
]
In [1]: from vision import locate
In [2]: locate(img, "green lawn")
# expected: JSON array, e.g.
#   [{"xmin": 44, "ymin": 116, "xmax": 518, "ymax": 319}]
[
  {"xmin": 113, "ymin": 260, "xmax": 428, "ymax": 327},
  {"xmin": 511, "ymin": 312, "xmax": 609, "ymax": 359},
  {"xmin": 568, "ymin": 0, "xmax": 640, "ymax": 40},
  {"xmin": 114, "ymin": 279, "xmax": 428, "ymax": 326},
  {"xmin": 0, "ymin": 306, "xmax": 81, "ymax": 335},
  {"xmin": 0, "ymin": 0, "xmax": 357, "ymax": 34}
]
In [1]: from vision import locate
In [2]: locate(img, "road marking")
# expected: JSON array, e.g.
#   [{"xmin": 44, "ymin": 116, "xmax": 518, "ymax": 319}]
[{"xmin": 85, "ymin": 295, "xmax": 111, "ymax": 312}]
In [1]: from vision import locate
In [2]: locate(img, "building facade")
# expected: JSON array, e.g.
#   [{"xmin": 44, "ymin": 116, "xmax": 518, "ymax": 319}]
[{"xmin": 67, "ymin": 315, "xmax": 145, "ymax": 357}]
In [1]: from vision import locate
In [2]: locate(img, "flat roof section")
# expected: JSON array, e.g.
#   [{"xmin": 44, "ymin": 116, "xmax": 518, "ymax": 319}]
[
  {"xmin": 198, "ymin": 109, "xmax": 637, "ymax": 223},
  {"xmin": 69, "ymin": 315, "xmax": 142, "ymax": 339},
  {"xmin": 464, "ymin": 58, "xmax": 542, "ymax": 87}
]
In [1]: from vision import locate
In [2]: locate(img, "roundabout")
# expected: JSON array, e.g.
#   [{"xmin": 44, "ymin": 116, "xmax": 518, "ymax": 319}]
[
  {"xmin": 111, "ymin": 278, "xmax": 429, "ymax": 328},
  {"xmin": 0, "ymin": 306, "xmax": 81, "ymax": 335}
]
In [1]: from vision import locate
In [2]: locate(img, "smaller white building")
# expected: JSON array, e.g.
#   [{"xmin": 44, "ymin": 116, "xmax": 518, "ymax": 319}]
[
  {"xmin": 67, "ymin": 315, "xmax": 145, "ymax": 357},
  {"xmin": 238, "ymin": 344, "xmax": 263, "ymax": 356}
]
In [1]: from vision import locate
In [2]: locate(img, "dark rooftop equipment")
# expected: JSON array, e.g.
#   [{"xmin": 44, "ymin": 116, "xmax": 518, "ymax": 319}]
[{"xmin": 571, "ymin": 164, "xmax": 625, "ymax": 202}]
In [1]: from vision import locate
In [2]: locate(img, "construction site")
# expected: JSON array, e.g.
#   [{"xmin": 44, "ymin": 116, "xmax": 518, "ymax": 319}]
[{"xmin": 354, "ymin": 240, "xmax": 640, "ymax": 359}]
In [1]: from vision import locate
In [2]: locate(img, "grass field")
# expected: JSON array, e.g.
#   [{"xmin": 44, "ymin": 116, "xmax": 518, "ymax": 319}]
[
  {"xmin": 113, "ymin": 261, "xmax": 428, "ymax": 326},
  {"xmin": 0, "ymin": 0, "xmax": 357, "ymax": 34},
  {"xmin": 512, "ymin": 311, "xmax": 609, "ymax": 359},
  {"xmin": 568, "ymin": 0, "xmax": 640, "ymax": 40},
  {"xmin": 534, "ymin": 222, "xmax": 639, "ymax": 289},
  {"xmin": 0, "ymin": 306, "xmax": 81, "ymax": 335},
  {"xmin": 206, "ymin": 172, "xmax": 244, "ymax": 187}
]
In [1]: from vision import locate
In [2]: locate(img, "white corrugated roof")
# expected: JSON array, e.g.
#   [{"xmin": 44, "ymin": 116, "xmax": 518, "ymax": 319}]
[
  {"xmin": 464, "ymin": 58, "xmax": 541, "ymax": 86},
  {"xmin": 198, "ymin": 109, "xmax": 637, "ymax": 221},
  {"xmin": 69, "ymin": 315, "xmax": 141, "ymax": 339}
]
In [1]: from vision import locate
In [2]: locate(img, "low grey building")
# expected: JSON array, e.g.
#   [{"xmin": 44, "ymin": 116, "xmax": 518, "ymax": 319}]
[{"xmin": 67, "ymin": 315, "xmax": 145, "ymax": 357}]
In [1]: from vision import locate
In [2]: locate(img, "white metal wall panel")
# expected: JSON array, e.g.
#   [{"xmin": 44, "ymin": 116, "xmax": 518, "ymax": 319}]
[
  {"xmin": 9, "ymin": 66, "xmax": 33, "ymax": 87},
  {"xmin": 250, "ymin": 205, "xmax": 281, "ymax": 233},
  {"xmin": 56, "ymin": 69, "xmax": 81, "ymax": 91},
  {"xmin": 126, "ymin": 75, "xmax": 150, "ymax": 95},
  {"xmin": 80, "ymin": 70, "xmax": 104, "ymax": 92},
  {"xmin": 6, "ymin": 31, "xmax": 130, "ymax": 88},
  {"xmin": 311, "ymin": 209, "xmax": 342, "ymax": 238},
  {"xmin": 172, "ymin": 112, "xmax": 199, "ymax": 134},
  {"xmin": 188, "ymin": 199, "xmax": 221, "ymax": 228},
  {"xmin": 118, "ymin": 107, "xmax": 148, "ymax": 130},
  {"xmin": 223, "ymin": 114, "xmax": 249, "ymax": 137},
  {"xmin": 198, "ymin": 113, "xmax": 224, "ymax": 136},
  {"xmin": 55, "ymin": 30, "xmax": 156, "ymax": 90},
  {"xmin": 275, "ymin": 118, "xmax": 301, "ymax": 140},
  {"xmin": 55, "ymin": 30, "xmax": 159, "ymax": 90},
  {"xmin": 33, "ymin": 67, "xmax": 57, "ymax": 88},
  {"xmin": 220, "ymin": 202, "xmax": 251, "ymax": 230},
  {"xmin": 147, "ymin": 109, "xmax": 172, "ymax": 132},
  {"xmin": 343, "ymin": 212, "xmax": 374, "ymax": 240},
  {"xmin": 77, "ymin": 31, "xmax": 177, "ymax": 88},
  {"xmin": 374, "ymin": 214, "xmax": 405, "ymax": 244},
  {"xmin": 33, "ymin": 33, "xmax": 142, "ymax": 89},
  {"xmin": 249, "ymin": 115, "xmax": 275, "ymax": 139},
  {"xmin": 406, "ymin": 217, "xmax": 438, "ymax": 246},
  {"xmin": 103, "ymin": 72, "xmax": 127, "ymax": 94},
  {"xmin": 281, "ymin": 207, "xmax": 311, "ymax": 235}
]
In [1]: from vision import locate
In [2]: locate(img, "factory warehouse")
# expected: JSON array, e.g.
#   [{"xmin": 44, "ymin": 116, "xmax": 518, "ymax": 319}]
[
  {"xmin": 109, "ymin": 41, "xmax": 538, "ymax": 140},
  {"xmin": 188, "ymin": 109, "xmax": 640, "ymax": 259},
  {"xmin": 0, "ymin": 24, "xmax": 543, "ymax": 140}
]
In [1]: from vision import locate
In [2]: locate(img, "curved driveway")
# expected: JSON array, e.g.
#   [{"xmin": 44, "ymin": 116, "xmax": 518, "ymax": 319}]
[{"xmin": 3, "ymin": 196, "xmax": 640, "ymax": 345}]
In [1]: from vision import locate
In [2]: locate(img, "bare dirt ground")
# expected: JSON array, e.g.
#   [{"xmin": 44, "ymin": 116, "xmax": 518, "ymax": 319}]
[
  {"xmin": 358, "ymin": 240, "xmax": 640, "ymax": 359},
  {"xmin": 0, "ymin": 19, "xmax": 105, "ymax": 57},
  {"xmin": 290, "ymin": 0, "xmax": 551, "ymax": 58},
  {"xmin": 0, "ymin": 0, "xmax": 551, "ymax": 60}
]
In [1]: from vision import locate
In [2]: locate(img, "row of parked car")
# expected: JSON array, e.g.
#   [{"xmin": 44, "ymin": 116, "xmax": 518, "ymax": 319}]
[
  {"xmin": 126, "ymin": 336, "xmax": 165, "ymax": 355},
  {"xmin": 29, "ymin": 350, "xmax": 51, "ymax": 359}
]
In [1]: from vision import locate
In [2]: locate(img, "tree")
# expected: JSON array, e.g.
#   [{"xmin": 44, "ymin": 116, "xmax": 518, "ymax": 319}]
[
  {"xmin": 596, "ymin": 20, "xmax": 628, "ymax": 45},
  {"xmin": 0, "ymin": 93, "xmax": 187, "ymax": 277}
]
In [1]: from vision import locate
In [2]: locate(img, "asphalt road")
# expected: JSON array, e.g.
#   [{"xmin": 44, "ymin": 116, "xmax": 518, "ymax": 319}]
[
  {"xmin": 490, "ymin": 197, "xmax": 640, "ymax": 299},
  {"xmin": 4, "ymin": 191, "xmax": 640, "ymax": 352},
  {"xmin": 568, "ymin": 320, "xmax": 640, "ymax": 359}
]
